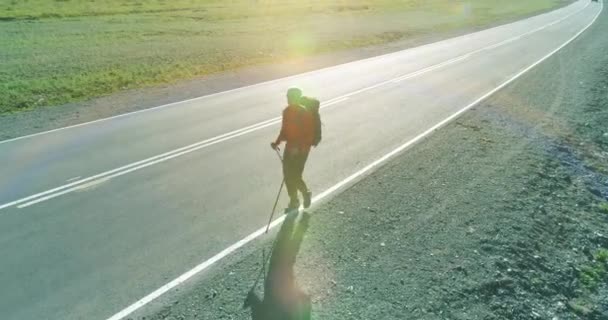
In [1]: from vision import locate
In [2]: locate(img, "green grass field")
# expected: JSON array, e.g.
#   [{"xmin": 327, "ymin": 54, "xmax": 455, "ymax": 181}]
[{"xmin": 0, "ymin": 0, "xmax": 569, "ymax": 114}]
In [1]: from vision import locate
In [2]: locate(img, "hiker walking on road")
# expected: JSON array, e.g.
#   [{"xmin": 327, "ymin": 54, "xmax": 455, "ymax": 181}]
[{"xmin": 271, "ymin": 88, "xmax": 322, "ymax": 211}]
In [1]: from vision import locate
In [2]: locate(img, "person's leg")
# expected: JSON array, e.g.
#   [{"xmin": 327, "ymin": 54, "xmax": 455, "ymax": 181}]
[
  {"xmin": 294, "ymin": 151, "xmax": 311, "ymax": 208},
  {"xmin": 282, "ymin": 151, "xmax": 300, "ymax": 208}
]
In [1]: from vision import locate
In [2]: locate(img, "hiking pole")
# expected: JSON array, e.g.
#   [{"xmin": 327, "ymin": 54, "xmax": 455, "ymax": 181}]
[
  {"xmin": 265, "ymin": 148, "xmax": 285, "ymax": 234},
  {"xmin": 265, "ymin": 180, "xmax": 284, "ymax": 234}
]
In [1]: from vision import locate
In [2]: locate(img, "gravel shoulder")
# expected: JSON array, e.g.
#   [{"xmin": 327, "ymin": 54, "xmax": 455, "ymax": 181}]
[
  {"xmin": 132, "ymin": 3, "xmax": 608, "ymax": 320},
  {"xmin": 0, "ymin": 2, "xmax": 572, "ymax": 141}
]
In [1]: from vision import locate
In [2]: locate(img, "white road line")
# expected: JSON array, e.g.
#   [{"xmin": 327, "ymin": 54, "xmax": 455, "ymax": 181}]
[
  {"xmin": 0, "ymin": 1, "xmax": 586, "ymax": 146},
  {"xmin": 0, "ymin": 1, "xmax": 592, "ymax": 211},
  {"xmin": 483, "ymin": 37, "xmax": 520, "ymax": 51},
  {"xmin": 0, "ymin": 56, "xmax": 469, "ymax": 209},
  {"xmin": 16, "ymin": 121, "xmax": 280, "ymax": 208},
  {"xmin": 66, "ymin": 176, "xmax": 81, "ymax": 182},
  {"xmin": 8, "ymin": 97, "xmax": 345, "ymax": 209},
  {"xmin": 392, "ymin": 54, "xmax": 471, "ymax": 83},
  {"xmin": 106, "ymin": 2, "xmax": 603, "ymax": 319},
  {"xmin": 0, "ymin": 117, "xmax": 276, "ymax": 210},
  {"xmin": 0, "ymin": 58, "xmax": 459, "ymax": 210}
]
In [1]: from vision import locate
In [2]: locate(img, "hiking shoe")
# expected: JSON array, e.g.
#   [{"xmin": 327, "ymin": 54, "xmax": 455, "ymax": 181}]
[
  {"xmin": 287, "ymin": 199, "xmax": 300, "ymax": 210},
  {"xmin": 303, "ymin": 191, "xmax": 312, "ymax": 208}
]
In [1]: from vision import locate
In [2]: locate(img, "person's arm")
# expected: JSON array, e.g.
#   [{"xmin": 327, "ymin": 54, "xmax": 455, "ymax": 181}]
[{"xmin": 274, "ymin": 109, "xmax": 287, "ymax": 145}]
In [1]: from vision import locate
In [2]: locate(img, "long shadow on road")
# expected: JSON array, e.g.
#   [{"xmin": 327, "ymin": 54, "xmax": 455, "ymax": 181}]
[{"xmin": 244, "ymin": 212, "xmax": 312, "ymax": 320}]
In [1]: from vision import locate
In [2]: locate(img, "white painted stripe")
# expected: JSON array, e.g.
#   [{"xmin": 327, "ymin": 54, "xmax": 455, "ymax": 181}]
[
  {"xmin": 0, "ymin": 117, "xmax": 278, "ymax": 210},
  {"xmin": 0, "ymin": 1, "xmax": 587, "ymax": 146},
  {"xmin": 0, "ymin": 0, "xmax": 592, "ymax": 211},
  {"xmin": 9, "ymin": 97, "xmax": 347, "ymax": 209},
  {"xmin": 483, "ymin": 37, "xmax": 520, "ymax": 51},
  {"xmin": 392, "ymin": 54, "xmax": 471, "ymax": 83},
  {"xmin": 105, "ymin": 2, "xmax": 603, "ymax": 319}
]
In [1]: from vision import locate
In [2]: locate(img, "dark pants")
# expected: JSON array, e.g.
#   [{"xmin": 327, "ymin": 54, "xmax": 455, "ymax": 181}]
[{"xmin": 283, "ymin": 149, "xmax": 310, "ymax": 204}]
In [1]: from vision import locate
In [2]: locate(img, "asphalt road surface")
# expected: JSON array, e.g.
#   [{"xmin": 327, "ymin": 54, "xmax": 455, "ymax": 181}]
[{"xmin": 0, "ymin": 1, "xmax": 602, "ymax": 319}]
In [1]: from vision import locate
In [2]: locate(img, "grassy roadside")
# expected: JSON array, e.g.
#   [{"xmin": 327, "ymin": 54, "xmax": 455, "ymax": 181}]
[{"xmin": 0, "ymin": 0, "xmax": 570, "ymax": 114}]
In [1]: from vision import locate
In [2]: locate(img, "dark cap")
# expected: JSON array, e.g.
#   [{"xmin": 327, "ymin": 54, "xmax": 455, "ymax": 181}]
[{"xmin": 286, "ymin": 87, "xmax": 303, "ymax": 103}]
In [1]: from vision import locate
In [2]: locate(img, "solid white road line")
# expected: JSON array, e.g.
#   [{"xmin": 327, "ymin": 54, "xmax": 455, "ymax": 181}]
[
  {"xmin": 0, "ymin": 1, "xmax": 587, "ymax": 146},
  {"xmin": 1, "ymin": 3, "xmax": 590, "ymax": 211},
  {"xmin": 106, "ymin": 2, "xmax": 603, "ymax": 319}
]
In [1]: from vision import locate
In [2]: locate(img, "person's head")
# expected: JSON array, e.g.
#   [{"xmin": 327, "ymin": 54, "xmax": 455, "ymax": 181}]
[{"xmin": 286, "ymin": 87, "xmax": 303, "ymax": 105}]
